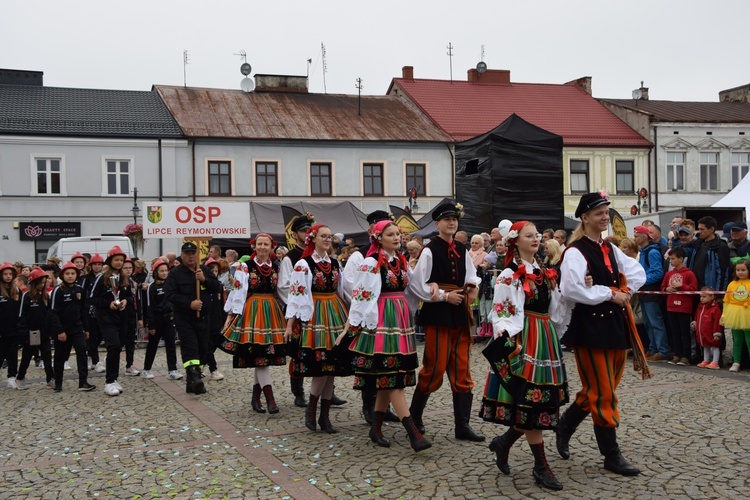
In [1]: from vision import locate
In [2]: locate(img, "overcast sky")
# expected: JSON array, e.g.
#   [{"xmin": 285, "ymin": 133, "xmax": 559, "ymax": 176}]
[{"xmin": 2, "ymin": 0, "xmax": 747, "ymax": 101}]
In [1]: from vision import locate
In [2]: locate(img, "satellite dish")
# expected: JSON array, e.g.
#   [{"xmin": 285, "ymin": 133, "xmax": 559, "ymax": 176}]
[
  {"xmin": 240, "ymin": 77, "xmax": 254, "ymax": 93},
  {"xmin": 240, "ymin": 63, "xmax": 252, "ymax": 76},
  {"xmin": 476, "ymin": 61, "xmax": 487, "ymax": 74}
]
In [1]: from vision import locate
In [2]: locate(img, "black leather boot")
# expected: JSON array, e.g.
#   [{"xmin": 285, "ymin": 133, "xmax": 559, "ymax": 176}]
[
  {"xmin": 402, "ymin": 415, "xmax": 432, "ymax": 452},
  {"xmin": 369, "ymin": 410, "xmax": 391, "ymax": 447},
  {"xmin": 409, "ymin": 388, "xmax": 430, "ymax": 434},
  {"xmin": 555, "ymin": 402, "xmax": 589, "ymax": 459},
  {"xmin": 318, "ymin": 398, "xmax": 338, "ymax": 433},
  {"xmin": 453, "ymin": 392, "xmax": 485, "ymax": 442},
  {"xmin": 593, "ymin": 426, "xmax": 641, "ymax": 476},
  {"xmin": 529, "ymin": 442, "xmax": 563, "ymax": 490},
  {"xmin": 305, "ymin": 394, "xmax": 319, "ymax": 431},
  {"xmin": 384, "ymin": 406, "xmax": 400, "ymax": 422},
  {"xmin": 262, "ymin": 385, "xmax": 278, "ymax": 414},
  {"xmin": 290, "ymin": 376, "xmax": 307, "ymax": 407},
  {"xmin": 330, "ymin": 392, "xmax": 347, "ymax": 406},
  {"xmin": 186, "ymin": 366, "xmax": 205, "ymax": 394},
  {"xmin": 251, "ymin": 383, "xmax": 266, "ymax": 413},
  {"xmin": 488, "ymin": 427, "xmax": 524, "ymax": 475},
  {"xmin": 361, "ymin": 389, "xmax": 376, "ymax": 425}
]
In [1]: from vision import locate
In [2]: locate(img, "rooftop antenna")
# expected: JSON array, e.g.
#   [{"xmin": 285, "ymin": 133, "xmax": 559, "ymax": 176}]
[
  {"xmin": 306, "ymin": 58, "xmax": 312, "ymax": 78},
  {"xmin": 235, "ymin": 50, "xmax": 253, "ymax": 92},
  {"xmin": 447, "ymin": 42, "xmax": 454, "ymax": 83},
  {"xmin": 355, "ymin": 78, "xmax": 363, "ymax": 115},
  {"xmin": 234, "ymin": 49, "xmax": 247, "ymax": 63},
  {"xmin": 183, "ymin": 50, "xmax": 190, "ymax": 87},
  {"xmin": 476, "ymin": 45, "xmax": 487, "ymax": 75},
  {"xmin": 321, "ymin": 43, "xmax": 328, "ymax": 94}
]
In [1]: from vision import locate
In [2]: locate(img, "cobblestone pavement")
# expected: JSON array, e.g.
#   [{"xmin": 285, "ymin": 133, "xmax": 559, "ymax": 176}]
[{"xmin": 1, "ymin": 342, "xmax": 749, "ymax": 499}]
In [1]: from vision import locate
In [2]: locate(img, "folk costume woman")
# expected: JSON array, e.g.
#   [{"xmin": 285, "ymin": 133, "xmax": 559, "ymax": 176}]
[
  {"xmin": 221, "ymin": 233, "xmax": 287, "ymax": 414},
  {"xmin": 285, "ymin": 224, "xmax": 350, "ymax": 433},
  {"xmin": 481, "ymin": 221, "xmax": 569, "ymax": 491},
  {"xmin": 338, "ymin": 221, "xmax": 431, "ymax": 452}
]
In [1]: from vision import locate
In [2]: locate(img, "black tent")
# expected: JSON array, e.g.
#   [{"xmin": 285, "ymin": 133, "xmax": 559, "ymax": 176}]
[{"xmin": 455, "ymin": 114, "xmax": 564, "ymax": 236}]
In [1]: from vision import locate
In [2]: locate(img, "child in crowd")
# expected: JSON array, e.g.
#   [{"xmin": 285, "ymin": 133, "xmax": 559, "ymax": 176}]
[
  {"xmin": 16, "ymin": 267, "xmax": 55, "ymax": 388},
  {"xmin": 661, "ymin": 247, "xmax": 698, "ymax": 365},
  {"xmin": 142, "ymin": 259, "xmax": 182, "ymax": 380},
  {"xmin": 693, "ymin": 287, "xmax": 722, "ymax": 369},
  {"xmin": 722, "ymin": 259, "xmax": 750, "ymax": 372}
]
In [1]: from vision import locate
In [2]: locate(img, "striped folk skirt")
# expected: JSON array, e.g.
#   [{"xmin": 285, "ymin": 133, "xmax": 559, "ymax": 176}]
[{"xmin": 219, "ymin": 294, "xmax": 286, "ymax": 368}]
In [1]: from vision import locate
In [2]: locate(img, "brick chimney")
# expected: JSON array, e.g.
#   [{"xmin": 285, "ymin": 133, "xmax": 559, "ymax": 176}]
[
  {"xmin": 720, "ymin": 83, "xmax": 750, "ymax": 103},
  {"xmin": 632, "ymin": 82, "xmax": 649, "ymax": 100},
  {"xmin": 0, "ymin": 68, "xmax": 43, "ymax": 86},
  {"xmin": 565, "ymin": 76, "xmax": 592, "ymax": 95},
  {"xmin": 467, "ymin": 68, "xmax": 510, "ymax": 84},
  {"xmin": 402, "ymin": 66, "xmax": 414, "ymax": 80},
  {"xmin": 254, "ymin": 74, "xmax": 308, "ymax": 93}
]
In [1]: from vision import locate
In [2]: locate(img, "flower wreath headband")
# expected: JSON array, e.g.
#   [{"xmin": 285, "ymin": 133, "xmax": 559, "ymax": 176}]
[
  {"xmin": 304, "ymin": 224, "xmax": 325, "ymax": 247},
  {"xmin": 250, "ymin": 233, "xmax": 277, "ymax": 249}
]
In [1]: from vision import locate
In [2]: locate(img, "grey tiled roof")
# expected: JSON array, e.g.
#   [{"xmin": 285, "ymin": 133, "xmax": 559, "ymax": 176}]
[
  {"xmin": 0, "ymin": 84, "xmax": 183, "ymax": 138},
  {"xmin": 599, "ymin": 98, "xmax": 750, "ymax": 124}
]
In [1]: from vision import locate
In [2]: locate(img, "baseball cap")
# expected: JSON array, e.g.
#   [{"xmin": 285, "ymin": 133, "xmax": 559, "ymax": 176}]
[{"xmin": 181, "ymin": 242, "xmax": 198, "ymax": 253}]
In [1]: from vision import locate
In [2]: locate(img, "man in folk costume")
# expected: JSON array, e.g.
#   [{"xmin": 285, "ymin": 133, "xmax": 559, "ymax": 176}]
[
  {"xmin": 557, "ymin": 191, "xmax": 649, "ymax": 476},
  {"xmin": 342, "ymin": 210, "xmax": 400, "ymax": 425},
  {"xmin": 406, "ymin": 201, "xmax": 485, "ymax": 442}
]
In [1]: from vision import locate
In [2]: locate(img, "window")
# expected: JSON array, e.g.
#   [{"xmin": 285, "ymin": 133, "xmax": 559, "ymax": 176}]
[
  {"xmin": 310, "ymin": 162, "xmax": 332, "ymax": 196},
  {"xmin": 256, "ymin": 161, "xmax": 278, "ymax": 195},
  {"xmin": 208, "ymin": 160, "xmax": 231, "ymax": 196},
  {"xmin": 35, "ymin": 158, "xmax": 63, "ymax": 195},
  {"xmin": 569, "ymin": 160, "xmax": 589, "ymax": 193},
  {"xmin": 406, "ymin": 163, "xmax": 426, "ymax": 196},
  {"xmin": 105, "ymin": 160, "xmax": 130, "ymax": 195},
  {"xmin": 363, "ymin": 163, "xmax": 384, "ymax": 196},
  {"xmin": 615, "ymin": 160, "xmax": 634, "ymax": 194},
  {"xmin": 700, "ymin": 152, "xmax": 718, "ymax": 191},
  {"xmin": 732, "ymin": 152, "xmax": 750, "ymax": 188},
  {"xmin": 666, "ymin": 152, "xmax": 685, "ymax": 191}
]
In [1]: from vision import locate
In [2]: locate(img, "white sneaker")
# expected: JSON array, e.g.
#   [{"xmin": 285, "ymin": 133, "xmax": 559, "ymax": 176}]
[
  {"xmin": 7, "ymin": 377, "xmax": 26, "ymax": 390},
  {"xmin": 87, "ymin": 358, "xmax": 94, "ymax": 370},
  {"xmin": 64, "ymin": 361, "xmax": 72, "ymax": 370},
  {"xmin": 15, "ymin": 379, "xmax": 29, "ymax": 390},
  {"xmin": 94, "ymin": 362, "xmax": 105, "ymax": 373},
  {"xmin": 113, "ymin": 380, "xmax": 124, "ymax": 392},
  {"xmin": 141, "ymin": 370, "xmax": 154, "ymax": 379},
  {"xmin": 168, "ymin": 370, "xmax": 183, "ymax": 380},
  {"xmin": 125, "ymin": 366, "xmax": 140, "ymax": 376},
  {"xmin": 209, "ymin": 370, "xmax": 225, "ymax": 381},
  {"xmin": 104, "ymin": 383, "xmax": 120, "ymax": 396},
  {"xmin": 729, "ymin": 363, "xmax": 741, "ymax": 372}
]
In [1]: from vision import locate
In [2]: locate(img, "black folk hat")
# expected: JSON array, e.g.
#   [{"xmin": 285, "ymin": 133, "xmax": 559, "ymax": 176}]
[
  {"xmin": 181, "ymin": 242, "xmax": 198, "ymax": 253},
  {"xmin": 574, "ymin": 192, "xmax": 611, "ymax": 218},
  {"xmin": 432, "ymin": 201, "xmax": 462, "ymax": 221},
  {"xmin": 366, "ymin": 210, "xmax": 393, "ymax": 225},
  {"xmin": 291, "ymin": 213, "xmax": 315, "ymax": 233}
]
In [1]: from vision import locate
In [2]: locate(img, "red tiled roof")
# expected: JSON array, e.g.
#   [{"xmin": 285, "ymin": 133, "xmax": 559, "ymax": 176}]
[
  {"xmin": 389, "ymin": 78, "xmax": 652, "ymax": 147},
  {"xmin": 154, "ymin": 85, "xmax": 452, "ymax": 143},
  {"xmin": 599, "ymin": 98, "xmax": 750, "ymax": 123}
]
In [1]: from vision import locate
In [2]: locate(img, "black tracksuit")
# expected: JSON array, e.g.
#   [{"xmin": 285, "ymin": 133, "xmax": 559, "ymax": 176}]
[
  {"xmin": 89, "ymin": 274, "xmax": 133, "ymax": 384},
  {"xmin": 17, "ymin": 290, "xmax": 54, "ymax": 383},
  {"xmin": 48, "ymin": 282, "xmax": 91, "ymax": 387},
  {"xmin": 144, "ymin": 280, "xmax": 178, "ymax": 372}
]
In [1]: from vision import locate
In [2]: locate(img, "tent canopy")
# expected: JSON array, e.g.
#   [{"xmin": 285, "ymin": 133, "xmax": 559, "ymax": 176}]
[
  {"xmin": 455, "ymin": 114, "xmax": 564, "ymax": 236},
  {"xmin": 713, "ymin": 172, "xmax": 750, "ymax": 214}
]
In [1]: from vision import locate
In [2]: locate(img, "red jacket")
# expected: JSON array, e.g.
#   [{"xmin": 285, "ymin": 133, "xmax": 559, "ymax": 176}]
[
  {"xmin": 695, "ymin": 301, "xmax": 722, "ymax": 348},
  {"xmin": 661, "ymin": 266, "xmax": 698, "ymax": 314}
]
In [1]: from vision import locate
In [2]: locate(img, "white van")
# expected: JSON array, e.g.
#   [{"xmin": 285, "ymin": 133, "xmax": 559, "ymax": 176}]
[{"xmin": 46, "ymin": 236, "xmax": 135, "ymax": 263}]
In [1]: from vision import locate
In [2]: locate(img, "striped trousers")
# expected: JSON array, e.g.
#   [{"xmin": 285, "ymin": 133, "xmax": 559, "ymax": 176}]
[
  {"xmin": 572, "ymin": 347, "xmax": 627, "ymax": 428},
  {"xmin": 416, "ymin": 325, "xmax": 474, "ymax": 394}
]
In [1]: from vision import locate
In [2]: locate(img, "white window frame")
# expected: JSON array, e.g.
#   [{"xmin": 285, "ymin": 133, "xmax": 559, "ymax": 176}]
[
  {"xmin": 30, "ymin": 154, "xmax": 67, "ymax": 196},
  {"xmin": 307, "ymin": 159, "xmax": 336, "ymax": 197},
  {"xmin": 666, "ymin": 151, "xmax": 686, "ymax": 191},
  {"xmin": 101, "ymin": 156, "xmax": 135, "ymax": 196},
  {"xmin": 731, "ymin": 152, "xmax": 750, "ymax": 188},
  {"xmin": 252, "ymin": 158, "xmax": 282, "ymax": 196},
  {"xmin": 403, "ymin": 161, "xmax": 429, "ymax": 197},
  {"xmin": 699, "ymin": 152, "xmax": 719, "ymax": 191},
  {"xmin": 204, "ymin": 158, "xmax": 234, "ymax": 197},
  {"xmin": 361, "ymin": 160, "xmax": 386, "ymax": 197}
]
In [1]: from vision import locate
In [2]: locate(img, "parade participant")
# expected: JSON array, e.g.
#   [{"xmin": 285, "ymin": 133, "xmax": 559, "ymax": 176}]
[
  {"xmin": 121, "ymin": 259, "xmax": 141, "ymax": 377},
  {"xmin": 49, "ymin": 261, "xmax": 96, "ymax": 392},
  {"xmin": 222, "ymin": 233, "xmax": 286, "ymax": 414},
  {"xmin": 693, "ymin": 287, "xmax": 722, "ymax": 369},
  {"xmin": 557, "ymin": 191, "xmax": 647, "ymax": 476},
  {"xmin": 723, "ymin": 259, "xmax": 750, "ymax": 373},
  {"xmin": 343, "ymin": 210, "xmax": 400, "ymax": 424},
  {"xmin": 406, "ymin": 201, "xmax": 485, "ymax": 442},
  {"xmin": 16, "ymin": 268, "xmax": 54, "ymax": 388},
  {"xmin": 285, "ymin": 224, "xmax": 350, "ymax": 433},
  {"xmin": 90, "ymin": 246, "xmax": 133, "ymax": 396},
  {"xmin": 71, "ymin": 252, "xmax": 87, "ymax": 285},
  {"xmin": 482, "ymin": 221, "xmax": 569, "ymax": 490},
  {"xmin": 0, "ymin": 262, "xmax": 23, "ymax": 389},
  {"xmin": 83, "ymin": 253, "xmax": 105, "ymax": 373},
  {"xmin": 203, "ymin": 258, "xmax": 226, "ymax": 381},
  {"xmin": 164, "ymin": 242, "xmax": 223, "ymax": 394},
  {"xmin": 476, "ymin": 239, "xmax": 508, "ymax": 340},
  {"xmin": 337, "ymin": 221, "xmax": 430, "ymax": 451},
  {"xmin": 141, "ymin": 259, "xmax": 182, "ymax": 380},
  {"xmin": 278, "ymin": 213, "xmax": 315, "ymax": 407}
]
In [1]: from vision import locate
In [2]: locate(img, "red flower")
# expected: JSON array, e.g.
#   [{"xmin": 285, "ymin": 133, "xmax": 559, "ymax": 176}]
[
  {"xmin": 356, "ymin": 357, "xmax": 366, "ymax": 368},
  {"xmin": 494, "ymin": 303, "xmax": 505, "ymax": 314},
  {"xmin": 362, "ymin": 290, "xmax": 371, "ymax": 299},
  {"xmin": 379, "ymin": 376, "xmax": 390, "ymax": 388},
  {"xmin": 498, "ymin": 365, "xmax": 509, "ymax": 378},
  {"xmin": 352, "ymin": 289, "xmax": 359, "ymax": 297},
  {"xmin": 538, "ymin": 413, "xmax": 551, "ymax": 426},
  {"xmin": 531, "ymin": 389, "xmax": 542, "ymax": 402},
  {"xmin": 385, "ymin": 357, "xmax": 396, "ymax": 368},
  {"xmin": 233, "ymin": 280, "xmax": 241, "ymax": 289},
  {"xmin": 315, "ymin": 350, "xmax": 324, "ymax": 361},
  {"xmin": 495, "ymin": 407, "xmax": 505, "ymax": 419},
  {"xmin": 508, "ymin": 304, "xmax": 516, "ymax": 315},
  {"xmin": 294, "ymin": 265, "xmax": 303, "ymax": 272}
]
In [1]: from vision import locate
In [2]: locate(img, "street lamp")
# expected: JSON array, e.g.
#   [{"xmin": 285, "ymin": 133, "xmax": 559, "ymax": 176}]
[
  {"xmin": 408, "ymin": 187, "xmax": 420, "ymax": 214},
  {"xmin": 131, "ymin": 187, "xmax": 141, "ymax": 257},
  {"xmin": 630, "ymin": 187, "xmax": 649, "ymax": 216}
]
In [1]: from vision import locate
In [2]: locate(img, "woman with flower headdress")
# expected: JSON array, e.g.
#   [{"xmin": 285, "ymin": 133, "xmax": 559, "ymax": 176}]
[
  {"xmin": 285, "ymin": 223, "xmax": 350, "ymax": 433},
  {"xmin": 481, "ymin": 220, "xmax": 569, "ymax": 491},
  {"xmin": 336, "ymin": 220, "xmax": 431, "ymax": 451},
  {"xmin": 221, "ymin": 233, "xmax": 287, "ymax": 414}
]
